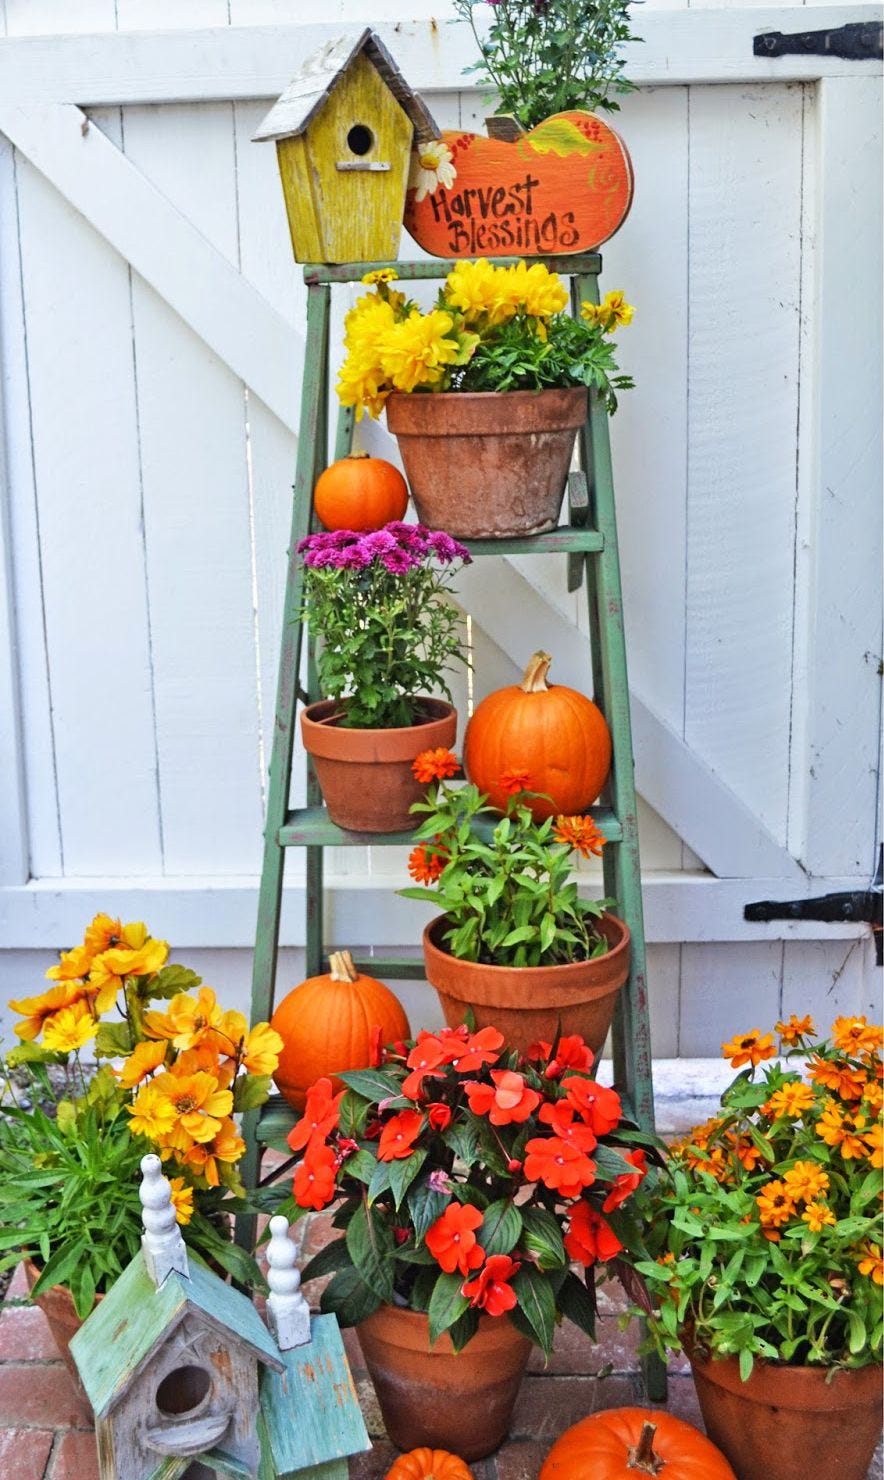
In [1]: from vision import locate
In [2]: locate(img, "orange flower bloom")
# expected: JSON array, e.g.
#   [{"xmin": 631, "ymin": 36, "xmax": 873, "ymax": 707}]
[
  {"xmin": 756, "ymin": 1180, "xmax": 796, "ymax": 1228},
  {"xmin": 44, "ymin": 945, "xmax": 94, "ymax": 986},
  {"xmin": 855, "ymin": 1241, "xmax": 884, "ymax": 1285},
  {"xmin": 9, "ymin": 981, "xmax": 85, "ymax": 1042},
  {"xmin": 721, "ymin": 1029, "xmax": 777, "ymax": 1069},
  {"xmin": 82, "ymin": 913, "xmax": 125, "ymax": 958},
  {"xmin": 783, "ymin": 1160, "xmax": 830, "ymax": 1203},
  {"xmin": 144, "ymin": 986, "xmax": 222, "ymax": 1051},
  {"xmin": 862, "ymin": 1079, "xmax": 883, "ymax": 1113},
  {"xmin": 862, "ymin": 1121, "xmax": 883, "ymax": 1167},
  {"xmin": 801, "ymin": 1201, "xmax": 836, "ymax": 1233},
  {"xmin": 377, "ymin": 1109, "xmax": 424, "ymax": 1162},
  {"xmin": 462, "ymin": 1253, "xmax": 519, "ymax": 1315},
  {"xmin": 808, "ymin": 1055, "xmax": 866, "ymax": 1101},
  {"xmin": 117, "ymin": 1039, "xmax": 167, "ymax": 1088},
  {"xmin": 411, "ymin": 748, "xmax": 459, "ymax": 784},
  {"xmin": 442, "ymin": 1026, "xmax": 504, "ymax": 1073},
  {"xmin": 465, "ymin": 1070, "xmax": 541, "ymax": 1126},
  {"xmin": 407, "ymin": 843, "xmax": 447, "ymax": 885},
  {"xmin": 288, "ymin": 1077, "xmax": 346, "ymax": 1152},
  {"xmin": 601, "ymin": 1149, "xmax": 647, "ymax": 1212},
  {"xmin": 553, "ymin": 815, "xmax": 606, "ymax": 859},
  {"xmin": 837, "ymin": 1112, "xmax": 871, "ymax": 1160},
  {"xmin": 87, "ymin": 926, "xmax": 169, "ymax": 1008},
  {"xmin": 724, "ymin": 1133, "xmax": 764, "ymax": 1172},
  {"xmin": 498, "ymin": 768, "xmax": 532, "ymax": 796},
  {"xmin": 561, "ymin": 1076, "xmax": 622, "ymax": 1135},
  {"xmin": 426, "ymin": 1203, "xmax": 485, "ymax": 1276},
  {"xmin": 153, "ymin": 1070, "xmax": 233, "ymax": 1144},
  {"xmin": 241, "ymin": 1021, "xmax": 283, "ymax": 1076},
  {"xmin": 776, "ymin": 1013, "xmax": 816, "ymax": 1045},
  {"xmin": 401, "ymin": 1034, "xmax": 449, "ymax": 1099},
  {"xmin": 182, "ymin": 1117, "xmax": 245, "ymax": 1188},
  {"xmin": 831, "ymin": 1016, "xmax": 883, "ymax": 1057},
  {"xmin": 815, "ymin": 1098, "xmax": 847, "ymax": 1147},
  {"xmin": 763, "ymin": 1082, "xmax": 816, "ymax": 1121},
  {"xmin": 168, "ymin": 1177, "xmax": 194, "ymax": 1226},
  {"xmin": 294, "ymin": 1141, "xmax": 339, "ymax": 1210},
  {"xmin": 564, "ymin": 1201, "xmax": 622, "ymax": 1266},
  {"xmin": 524, "ymin": 1135, "xmax": 597, "ymax": 1199}
]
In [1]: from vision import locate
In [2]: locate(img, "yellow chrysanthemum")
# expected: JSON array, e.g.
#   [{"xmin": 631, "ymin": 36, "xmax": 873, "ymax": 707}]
[
  {"xmin": 831, "ymin": 1016, "xmax": 883, "ymax": 1057},
  {"xmin": 776, "ymin": 1013, "xmax": 816, "ymax": 1044},
  {"xmin": 144, "ymin": 986, "xmax": 222, "ymax": 1051},
  {"xmin": 361, "ymin": 268, "xmax": 399, "ymax": 285},
  {"xmin": 117, "ymin": 1039, "xmax": 167, "ymax": 1088},
  {"xmin": 168, "ymin": 1176, "xmax": 194, "ymax": 1226},
  {"xmin": 801, "ymin": 1201, "xmax": 836, "ymax": 1233},
  {"xmin": 756, "ymin": 1179, "xmax": 796, "ymax": 1228},
  {"xmin": 764, "ymin": 1082, "xmax": 816, "ymax": 1121},
  {"xmin": 45, "ymin": 944, "xmax": 94, "ymax": 985},
  {"xmin": 783, "ymin": 1160, "xmax": 830, "ymax": 1203},
  {"xmin": 580, "ymin": 290, "xmax": 635, "ymax": 332},
  {"xmin": 379, "ymin": 309, "xmax": 461, "ymax": 394},
  {"xmin": 128, "ymin": 1081, "xmax": 178, "ymax": 1141},
  {"xmin": 42, "ymin": 1001, "xmax": 97, "ymax": 1054},
  {"xmin": 153, "ymin": 1070, "xmax": 233, "ymax": 1144},
  {"xmin": 9, "ymin": 981, "xmax": 85, "ymax": 1042}
]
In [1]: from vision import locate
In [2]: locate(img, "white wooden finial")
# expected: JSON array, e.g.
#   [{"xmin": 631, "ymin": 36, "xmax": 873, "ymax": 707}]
[
  {"xmin": 266, "ymin": 1215, "xmax": 311, "ymax": 1351},
  {"xmin": 140, "ymin": 1153, "xmax": 189, "ymax": 1286}
]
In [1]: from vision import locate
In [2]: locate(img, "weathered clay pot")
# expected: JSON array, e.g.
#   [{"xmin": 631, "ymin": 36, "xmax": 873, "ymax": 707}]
[
  {"xmin": 689, "ymin": 1348, "xmax": 883, "ymax": 1480},
  {"xmin": 356, "ymin": 1304, "xmax": 531, "ymax": 1459},
  {"xmin": 385, "ymin": 387, "xmax": 587, "ymax": 539},
  {"xmin": 24, "ymin": 1259, "xmax": 101, "ymax": 1389},
  {"xmin": 300, "ymin": 698, "xmax": 457, "ymax": 832},
  {"xmin": 422, "ymin": 911, "xmax": 630, "ymax": 1057}
]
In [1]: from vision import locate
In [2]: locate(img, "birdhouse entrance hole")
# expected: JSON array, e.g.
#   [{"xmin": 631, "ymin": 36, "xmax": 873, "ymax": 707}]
[
  {"xmin": 346, "ymin": 124, "xmax": 374, "ymax": 155},
  {"xmin": 155, "ymin": 1365, "xmax": 212, "ymax": 1417}
]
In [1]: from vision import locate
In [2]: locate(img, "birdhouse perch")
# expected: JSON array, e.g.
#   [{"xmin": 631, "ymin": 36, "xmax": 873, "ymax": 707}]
[{"xmin": 253, "ymin": 29, "xmax": 439, "ymax": 264}]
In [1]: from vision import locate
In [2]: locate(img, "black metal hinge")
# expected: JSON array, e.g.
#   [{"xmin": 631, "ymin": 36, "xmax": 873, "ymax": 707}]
[
  {"xmin": 745, "ymin": 848, "xmax": 884, "ymax": 965},
  {"xmin": 754, "ymin": 21, "xmax": 883, "ymax": 60}
]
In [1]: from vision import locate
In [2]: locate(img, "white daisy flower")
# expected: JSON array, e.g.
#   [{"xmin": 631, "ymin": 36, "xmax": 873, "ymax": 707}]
[{"xmin": 408, "ymin": 140, "xmax": 457, "ymax": 202}]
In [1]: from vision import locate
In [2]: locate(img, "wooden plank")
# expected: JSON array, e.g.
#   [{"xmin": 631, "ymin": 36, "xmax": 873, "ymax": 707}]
[
  {"xmin": 0, "ymin": 102, "xmax": 303, "ymax": 432},
  {"xmin": 120, "ymin": 101, "xmax": 265, "ymax": 874},
  {"xmin": 679, "ymin": 940, "xmax": 784, "ymax": 1055},
  {"xmin": 11, "ymin": 126, "xmax": 163, "ymax": 875},
  {"xmin": 781, "ymin": 936, "xmax": 881, "ymax": 1031},
  {"xmin": 279, "ymin": 804, "xmax": 622, "ymax": 847},
  {"xmin": 261, "ymin": 1315, "xmax": 370, "ymax": 1474},
  {"xmin": 0, "ymin": 11, "xmax": 879, "ymax": 107},
  {"xmin": 684, "ymin": 82, "xmax": 804, "ymax": 850}
]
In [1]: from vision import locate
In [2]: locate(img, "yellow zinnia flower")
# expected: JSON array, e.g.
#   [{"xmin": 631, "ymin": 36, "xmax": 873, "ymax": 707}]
[
  {"xmin": 144, "ymin": 986, "xmax": 222, "ymax": 1051},
  {"xmin": 117, "ymin": 1039, "xmax": 167, "ymax": 1088},
  {"xmin": 776, "ymin": 1013, "xmax": 816, "ymax": 1044},
  {"xmin": 9, "ymin": 981, "xmax": 85, "ymax": 1041},
  {"xmin": 128, "ymin": 1081, "xmax": 178, "ymax": 1141},
  {"xmin": 764, "ymin": 1081, "xmax": 815, "ymax": 1121},
  {"xmin": 783, "ymin": 1160, "xmax": 830, "ymax": 1203},
  {"xmin": 801, "ymin": 1201, "xmax": 836, "ymax": 1233},
  {"xmin": 42, "ymin": 1001, "xmax": 97, "ymax": 1054},
  {"xmin": 168, "ymin": 1176, "xmax": 194, "ymax": 1226},
  {"xmin": 153, "ymin": 1070, "xmax": 233, "ymax": 1144},
  {"xmin": 721, "ymin": 1029, "xmax": 777, "ymax": 1069}
]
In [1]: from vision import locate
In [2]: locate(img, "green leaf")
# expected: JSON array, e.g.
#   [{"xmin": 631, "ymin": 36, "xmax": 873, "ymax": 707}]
[
  {"xmin": 54, "ymin": 1100, "xmax": 77, "ymax": 1136},
  {"xmin": 480, "ymin": 1200, "xmax": 523, "ymax": 1257},
  {"xmin": 146, "ymin": 965, "xmax": 203, "ymax": 1000},
  {"xmin": 338, "ymin": 1090, "xmax": 369, "ymax": 1139},
  {"xmin": 448, "ymin": 1308, "xmax": 480, "ymax": 1354},
  {"xmin": 444, "ymin": 1121, "xmax": 480, "ymax": 1168},
  {"xmin": 320, "ymin": 1266, "xmax": 382, "ymax": 1327},
  {"xmin": 232, "ymin": 1074, "xmax": 272, "ymax": 1113},
  {"xmin": 407, "ymin": 1179, "xmax": 451, "ymax": 1243},
  {"xmin": 300, "ymin": 1238, "xmax": 353, "ymax": 1285},
  {"xmin": 93, "ymin": 1021, "xmax": 135, "ymax": 1057},
  {"xmin": 343, "ymin": 1150, "xmax": 378, "ymax": 1185},
  {"xmin": 512, "ymin": 1266, "xmax": 556, "ymax": 1355},
  {"xmin": 71, "ymin": 1261, "xmax": 96, "ymax": 1321},
  {"xmin": 520, "ymin": 1207, "xmax": 567, "ymax": 1270},
  {"xmin": 389, "ymin": 1150, "xmax": 428, "ymax": 1211},
  {"xmin": 428, "ymin": 1270, "xmax": 471, "ymax": 1345},
  {"xmin": 367, "ymin": 1161, "xmax": 393, "ymax": 1203},
  {"xmin": 29, "ymin": 1238, "xmax": 89, "ymax": 1297},
  {"xmin": 5, "ymin": 1043, "xmax": 65, "ymax": 1067},
  {"xmin": 558, "ymin": 1270, "xmax": 597, "ymax": 1340},
  {"xmin": 338, "ymin": 1070, "xmax": 404, "ymax": 1103},
  {"xmin": 345, "ymin": 1201, "xmax": 394, "ymax": 1304},
  {"xmin": 738, "ymin": 1347, "xmax": 754, "ymax": 1382}
]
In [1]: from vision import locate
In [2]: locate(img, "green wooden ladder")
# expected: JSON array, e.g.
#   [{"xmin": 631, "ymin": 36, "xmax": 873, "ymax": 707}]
[{"xmin": 238, "ymin": 253, "xmax": 663, "ymax": 1398}]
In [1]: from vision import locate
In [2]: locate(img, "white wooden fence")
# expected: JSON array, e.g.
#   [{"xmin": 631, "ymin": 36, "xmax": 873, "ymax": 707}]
[{"xmin": 0, "ymin": 0, "xmax": 881, "ymax": 1053}]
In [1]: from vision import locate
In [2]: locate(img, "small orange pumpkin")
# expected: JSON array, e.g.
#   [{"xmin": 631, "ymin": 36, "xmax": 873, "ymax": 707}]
[
  {"xmin": 314, "ymin": 451, "xmax": 408, "ymax": 531},
  {"xmin": 385, "ymin": 1449, "xmax": 475, "ymax": 1480},
  {"xmin": 539, "ymin": 1409, "xmax": 737, "ymax": 1478},
  {"xmin": 270, "ymin": 950, "xmax": 410, "ymax": 1110},
  {"xmin": 463, "ymin": 650, "xmax": 612, "ymax": 819}
]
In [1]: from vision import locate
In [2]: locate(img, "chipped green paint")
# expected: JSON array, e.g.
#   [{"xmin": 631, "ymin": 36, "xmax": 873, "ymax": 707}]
[{"xmin": 260, "ymin": 1316, "xmax": 369, "ymax": 1479}]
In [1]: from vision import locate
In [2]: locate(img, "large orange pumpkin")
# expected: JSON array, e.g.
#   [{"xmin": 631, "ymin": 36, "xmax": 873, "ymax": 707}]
[
  {"xmin": 271, "ymin": 950, "xmax": 410, "ymax": 1110},
  {"xmin": 463, "ymin": 650, "xmax": 612, "ymax": 820},
  {"xmin": 385, "ymin": 1449, "xmax": 474, "ymax": 1480},
  {"xmin": 314, "ymin": 452, "xmax": 408, "ymax": 531},
  {"xmin": 539, "ymin": 1410, "xmax": 737, "ymax": 1478}
]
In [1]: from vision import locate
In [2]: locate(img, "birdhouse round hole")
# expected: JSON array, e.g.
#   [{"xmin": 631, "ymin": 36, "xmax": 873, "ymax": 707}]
[
  {"xmin": 155, "ymin": 1365, "xmax": 212, "ymax": 1418},
  {"xmin": 346, "ymin": 124, "xmax": 374, "ymax": 156}
]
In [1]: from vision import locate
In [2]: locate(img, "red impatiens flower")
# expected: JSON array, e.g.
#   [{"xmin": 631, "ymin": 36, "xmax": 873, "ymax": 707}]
[
  {"xmin": 369, "ymin": 1024, "xmax": 384, "ymax": 1068},
  {"xmin": 564, "ymin": 1200, "xmax": 623, "ymax": 1265},
  {"xmin": 466, "ymin": 1070, "xmax": 541, "ymax": 1126},
  {"xmin": 377, "ymin": 1109, "xmax": 424, "ymax": 1162},
  {"xmin": 428, "ymin": 1102, "xmax": 452, "ymax": 1131},
  {"xmin": 527, "ymin": 1034, "xmax": 594, "ymax": 1078},
  {"xmin": 402, "ymin": 1034, "xmax": 449, "ymax": 1099},
  {"xmin": 293, "ymin": 1140, "xmax": 339, "ymax": 1210},
  {"xmin": 601, "ymin": 1148, "xmax": 648, "ymax": 1212},
  {"xmin": 498, "ymin": 768, "xmax": 532, "ymax": 796},
  {"xmin": 524, "ymin": 1135, "xmax": 597, "ymax": 1198},
  {"xmin": 561, "ymin": 1075, "xmax": 622, "ymax": 1135},
  {"xmin": 288, "ymin": 1077, "xmax": 345, "ymax": 1152},
  {"xmin": 412, "ymin": 748, "xmax": 459, "ymax": 785},
  {"xmin": 538, "ymin": 1099, "xmax": 598, "ymax": 1152},
  {"xmin": 462, "ymin": 1254, "xmax": 520, "ymax": 1316},
  {"xmin": 426, "ymin": 1203, "xmax": 485, "ymax": 1276},
  {"xmin": 443, "ymin": 1026, "xmax": 505, "ymax": 1073}
]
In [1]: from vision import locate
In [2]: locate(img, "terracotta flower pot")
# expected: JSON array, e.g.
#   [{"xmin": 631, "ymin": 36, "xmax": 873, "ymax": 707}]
[
  {"xmin": 300, "ymin": 697, "xmax": 457, "ymax": 833},
  {"xmin": 24, "ymin": 1259, "xmax": 102, "ymax": 1389},
  {"xmin": 356, "ymin": 1304, "xmax": 530, "ymax": 1460},
  {"xmin": 689, "ymin": 1348, "xmax": 883, "ymax": 1480},
  {"xmin": 385, "ymin": 387, "xmax": 587, "ymax": 539},
  {"xmin": 422, "ymin": 911, "xmax": 630, "ymax": 1058}
]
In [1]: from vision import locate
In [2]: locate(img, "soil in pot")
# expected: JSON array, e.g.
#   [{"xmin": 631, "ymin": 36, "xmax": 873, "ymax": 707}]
[
  {"xmin": 385, "ymin": 387, "xmax": 587, "ymax": 540},
  {"xmin": 423, "ymin": 911, "xmax": 630, "ymax": 1058},
  {"xmin": 300, "ymin": 697, "xmax": 457, "ymax": 833},
  {"xmin": 356, "ymin": 1304, "xmax": 531, "ymax": 1460},
  {"xmin": 689, "ymin": 1348, "xmax": 882, "ymax": 1480}
]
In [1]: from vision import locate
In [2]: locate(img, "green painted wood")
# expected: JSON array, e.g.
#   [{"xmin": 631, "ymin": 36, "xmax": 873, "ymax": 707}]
[
  {"xmin": 278, "ymin": 804, "xmax": 622, "ymax": 848},
  {"xmin": 464, "ymin": 528, "xmax": 603, "ymax": 556},
  {"xmin": 260, "ymin": 1314, "xmax": 370, "ymax": 1479},
  {"xmin": 304, "ymin": 254, "xmax": 602, "ymax": 284}
]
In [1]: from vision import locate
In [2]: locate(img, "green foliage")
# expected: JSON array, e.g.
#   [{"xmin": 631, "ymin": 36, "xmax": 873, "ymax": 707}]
[
  {"xmin": 452, "ymin": 0, "xmax": 641, "ymax": 128},
  {"xmin": 453, "ymin": 311, "xmax": 634, "ymax": 411}
]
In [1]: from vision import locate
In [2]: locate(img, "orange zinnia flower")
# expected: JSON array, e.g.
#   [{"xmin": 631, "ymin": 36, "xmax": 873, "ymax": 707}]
[
  {"xmin": 775, "ymin": 1013, "xmax": 816, "ymax": 1045},
  {"xmin": 564, "ymin": 1201, "xmax": 622, "ymax": 1266},
  {"xmin": 831, "ymin": 1016, "xmax": 883, "ymax": 1057},
  {"xmin": 465, "ymin": 1070, "xmax": 541, "ymax": 1126},
  {"xmin": 756, "ymin": 1179, "xmax": 796, "ymax": 1228},
  {"xmin": 783, "ymin": 1160, "xmax": 829, "ymax": 1203},
  {"xmin": 553, "ymin": 815, "xmax": 606, "ymax": 859},
  {"xmin": 801, "ymin": 1201, "xmax": 836, "ymax": 1233},
  {"xmin": 293, "ymin": 1141, "xmax": 339, "ymax": 1210},
  {"xmin": 426, "ymin": 1203, "xmax": 485, "ymax": 1276},
  {"xmin": 524, "ymin": 1135, "xmax": 597, "ymax": 1199},
  {"xmin": 721, "ymin": 1029, "xmax": 777, "ymax": 1069},
  {"xmin": 462, "ymin": 1254, "xmax": 519, "ymax": 1315},
  {"xmin": 407, "ymin": 842, "xmax": 447, "ymax": 885},
  {"xmin": 855, "ymin": 1241, "xmax": 884, "ymax": 1285},
  {"xmin": 377, "ymin": 1109, "xmax": 424, "ymax": 1161},
  {"xmin": 763, "ymin": 1082, "xmax": 815, "ymax": 1121},
  {"xmin": 815, "ymin": 1098, "xmax": 847, "ymax": 1147},
  {"xmin": 411, "ymin": 748, "xmax": 459, "ymax": 785},
  {"xmin": 288, "ymin": 1077, "xmax": 346, "ymax": 1152},
  {"xmin": 498, "ymin": 768, "xmax": 532, "ymax": 796},
  {"xmin": 862, "ymin": 1121, "xmax": 883, "ymax": 1167},
  {"xmin": 808, "ymin": 1055, "xmax": 866, "ymax": 1101},
  {"xmin": 837, "ymin": 1112, "xmax": 871, "ymax": 1160}
]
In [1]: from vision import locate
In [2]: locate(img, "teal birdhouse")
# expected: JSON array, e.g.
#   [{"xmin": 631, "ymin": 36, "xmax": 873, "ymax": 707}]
[{"xmin": 69, "ymin": 1157, "xmax": 369, "ymax": 1480}]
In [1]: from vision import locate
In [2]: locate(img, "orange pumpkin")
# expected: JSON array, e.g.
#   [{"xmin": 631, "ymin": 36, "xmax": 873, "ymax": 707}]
[
  {"xmin": 313, "ymin": 452, "xmax": 408, "ymax": 532},
  {"xmin": 539, "ymin": 1410, "xmax": 737, "ymax": 1479},
  {"xmin": 385, "ymin": 1450, "xmax": 475, "ymax": 1480},
  {"xmin": 463, "ymin": 650, "xmax": 612, "ymax": 820},
  {"xmin": 270, "ymin": 950, "xmax": 410, "ymax": 1110}
]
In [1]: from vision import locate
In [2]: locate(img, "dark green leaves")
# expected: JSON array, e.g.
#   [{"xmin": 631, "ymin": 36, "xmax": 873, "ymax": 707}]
[
  {"xmin": 480, "ymin": 1200, "xmax": 522, "ymax": 1257},
  {"xmin": 338, "ymin": 1070, "xmax": 404, "ymax": 1103},
  {"xmin": 320, "ymin": 1267, "xmax": 382, "ymax": 1326},
  {"xmin": 232, "ymin": 1073, "xmax": 273, "ymax": 1113},
  {"xmin": 520, "ymin": 1207, "xmax": 567, "ymax": 1270},
  {"xmin": 512, "ymin": 1266, "xmax": 556, "ymax": 1355},
  {"xmin": 428, "ymin": 1271, "xmax": 471, "ymax": 1345},
  {"xmin": 346, "ymin": 1202, "xmax": 395, "ymax": 1305}
]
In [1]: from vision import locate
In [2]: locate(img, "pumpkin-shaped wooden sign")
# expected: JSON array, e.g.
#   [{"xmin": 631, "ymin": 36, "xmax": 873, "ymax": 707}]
[{"xmin": 404, "ymin": 111, "xmax": 633, "ymax": 259}]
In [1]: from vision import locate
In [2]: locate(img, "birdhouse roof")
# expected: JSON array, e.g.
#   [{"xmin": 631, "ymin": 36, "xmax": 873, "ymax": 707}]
[
  {"xmin": 252, "ymin": 28, "xmax": 438, "ymax": 145},
  {"xmin": 260, "ymin": 1313, "xmax": 370, "ymax": 1477},
  {"xmin": 69, "ymin": 1248, "xmax": 283, "ymax": 1419}
]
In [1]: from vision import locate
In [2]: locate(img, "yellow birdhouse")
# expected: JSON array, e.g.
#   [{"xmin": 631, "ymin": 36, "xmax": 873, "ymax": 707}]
[{"xmin": 253, "ymin": 29, "xmax": 439, "ymax": 265}]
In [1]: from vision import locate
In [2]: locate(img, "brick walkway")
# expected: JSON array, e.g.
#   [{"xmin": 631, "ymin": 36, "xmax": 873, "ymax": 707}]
[{"xmin": 2, "ymin": 1234, "xmax": 880, "ymax": 1479}]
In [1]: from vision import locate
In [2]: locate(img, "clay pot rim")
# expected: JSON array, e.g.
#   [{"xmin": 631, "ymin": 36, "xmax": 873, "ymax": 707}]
[
  {"xmin": 358, "ymin": 1300, "xmax": 532, "ymax": 1357},
  {"xmin": 387, "ymin": 387, "xmax": 588, "ymax": 405},
  {"xmin": 688, "ymin": 1341, "xmax": 883, "ymax": 1407},
  {"xmin": 386, "ymin": 385, "xmax": 587, "ymax": 436},
  {"xmin": 301, "ymin": 695, "xmax": 454, "ymax": 737},
  {"xmin": 300, "ymin": 697, "xmax": 457, "ymax": 768},
  {"xmin": 423, "ymin": 911, "xmax": 629, "ymax": 983}
]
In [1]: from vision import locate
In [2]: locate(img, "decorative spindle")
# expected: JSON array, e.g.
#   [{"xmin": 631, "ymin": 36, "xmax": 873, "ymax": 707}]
[
  {"xmin": 139, "ymin": 1153, "xmax": 189, "ymax": 1286},
  {"xmin": 266, "ymin": 1215, "xmax": 311, "ymax": 1351}
]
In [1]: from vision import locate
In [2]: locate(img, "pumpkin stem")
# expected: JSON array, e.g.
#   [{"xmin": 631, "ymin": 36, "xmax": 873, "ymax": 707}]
[
  {"xmin": 519, "ymin": 650, "xmax": 553, "ymax": 694},
  {"xmin": 627, "ymin": 1421, "xmax": 665, "ymax": 1473},
  {"xmin": 328, "ymin": 950, "xmax": 360, "ymax": 983},
  {"xmin": 345, "ymin": 450, "xmax": 370, "ymax": 461}
]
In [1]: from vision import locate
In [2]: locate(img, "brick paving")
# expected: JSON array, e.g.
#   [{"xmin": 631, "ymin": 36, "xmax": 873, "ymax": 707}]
[{"xmin": 1, "ymin": 1226, "xmax": 880, "ymax": 1479}]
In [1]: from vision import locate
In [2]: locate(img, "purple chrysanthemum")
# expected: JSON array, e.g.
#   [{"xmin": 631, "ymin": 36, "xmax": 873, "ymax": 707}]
[{"xmin": 381, "ymin": 546, "xmax": 417, "ymax": 574}]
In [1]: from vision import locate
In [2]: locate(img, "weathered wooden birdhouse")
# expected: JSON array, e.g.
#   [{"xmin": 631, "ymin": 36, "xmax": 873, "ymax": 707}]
[{"xmin": 253, "ymin": 28, "xmax": 439, "ymax": 264}]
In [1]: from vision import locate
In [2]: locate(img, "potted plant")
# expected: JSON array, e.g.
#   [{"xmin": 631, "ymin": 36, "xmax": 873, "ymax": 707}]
[
  {"xmin": 297, "ymin": 521, "xmax": 469, "ymax": 831},
  {"xmin": 1, "ymin": 912, "xmax": 282, "ymax": 1375},
  {"xmin": 399, "ymin": 750, "xmax": 630, "ymax": 1054},
  {"xmin": 631, "ymin": 1013, "xmax": 883, "ymax": 1480},
  {"xmin": 337, "ymin": 263, "xmax": 633, "ymax": 539},
  {"xmin": 286, "ymin": 1025, "xmax": 652, "ymax": 1458}
]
